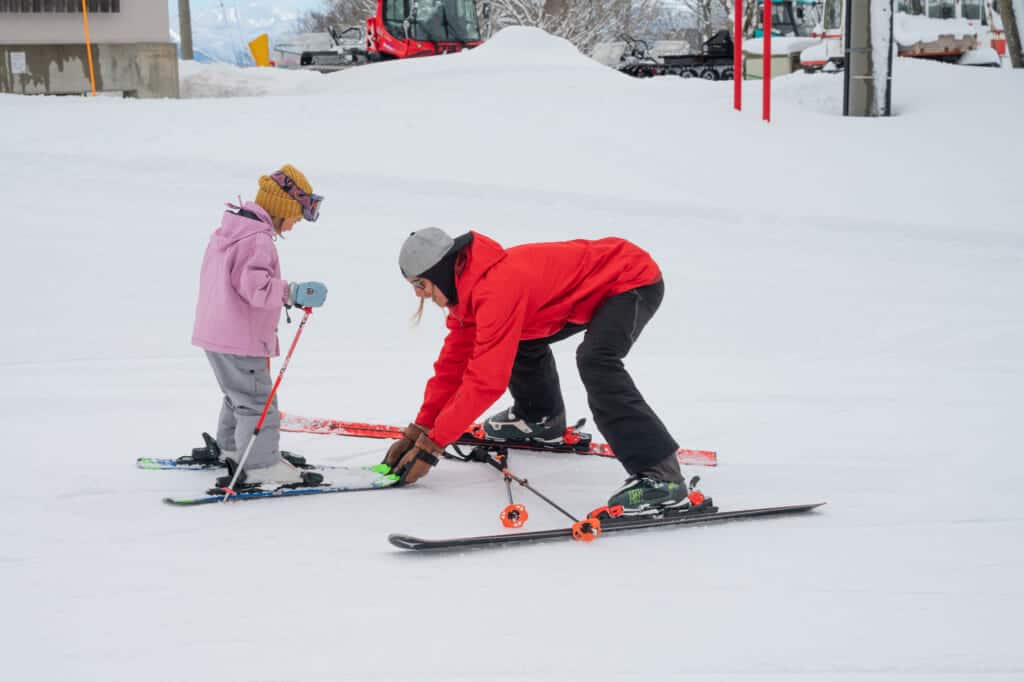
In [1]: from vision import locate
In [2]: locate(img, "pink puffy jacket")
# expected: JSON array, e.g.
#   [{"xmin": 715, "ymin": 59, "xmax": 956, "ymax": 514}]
[{"xmin": 192, "ymin": 202, "xmax": 288, "ymax": 357}]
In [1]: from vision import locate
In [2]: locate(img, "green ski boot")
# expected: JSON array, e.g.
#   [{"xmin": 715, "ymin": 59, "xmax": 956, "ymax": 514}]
[{"xmin": 607, "ymin": 476, "xmax": 690, "ymax": 516}]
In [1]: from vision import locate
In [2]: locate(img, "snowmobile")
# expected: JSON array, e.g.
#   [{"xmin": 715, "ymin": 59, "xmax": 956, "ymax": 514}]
[{"xmin": 614, "ymin": 30, "xmax": 736, "ymax": 81}]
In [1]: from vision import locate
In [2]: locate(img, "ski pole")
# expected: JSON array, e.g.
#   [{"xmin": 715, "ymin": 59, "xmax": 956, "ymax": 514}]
[
  {"xmin": 494, "ymin": 456, "xmax": 601, "ymax": 541},
  {"xmin": 221, "ymin": 307, "xmax": 313, "ymax": 502},
  {"xmin": 450, "ymin": 445, "xmax": 601, "ymax": 540}
]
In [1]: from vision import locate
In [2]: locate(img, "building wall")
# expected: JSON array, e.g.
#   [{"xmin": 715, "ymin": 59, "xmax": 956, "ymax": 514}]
[
  {"xmin": 0, "ymin": 0, "xmax": 169, "ymax": 44},
  {"xmin": 1, "ymin": 42, "xmax": 179, "ymax": 97},
  {"xmin": 0, "ymin": 0, "xmax": 177, "ymax": 97}
]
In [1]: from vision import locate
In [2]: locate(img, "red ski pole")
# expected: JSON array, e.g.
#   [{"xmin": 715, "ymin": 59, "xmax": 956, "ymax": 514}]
[{"xmin": 221, "ymin": 307, "xmax": 313, "ymax": 501}]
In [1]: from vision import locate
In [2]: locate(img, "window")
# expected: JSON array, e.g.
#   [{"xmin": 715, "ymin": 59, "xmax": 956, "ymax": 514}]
[
  {"xmin": 412, "ymin": 0, "xmax": 481, "ymax": 42},
  {"xmin": 0, "ymin": 0, "xmax": 119, "ymax": 11},
  {"xmin": 823, "ymin": 0, "xmax": 842, "ymax": 30},
  {"xmin": 897, "ymin": 0, "xmax": 926, "ymax": 13},
  {"xmin": 383, "ymin": 0, "xmax": 408, "ymax": 38},
  {"xmin": 961, "ymin": 0, "xmax": 983, "ymax": 19},
  {"xmin": 928, "ymin": 0, "xmax": 955, "ymax": 19}
]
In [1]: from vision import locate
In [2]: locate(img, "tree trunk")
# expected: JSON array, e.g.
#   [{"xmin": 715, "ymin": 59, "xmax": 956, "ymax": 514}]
[
  {"xmin": 999, "ymin": 0, "xmax": 1024, "ymax": 67},
  {"xmin": 543, "ymin": 0, "xmax": 569, "ymax": 23}
]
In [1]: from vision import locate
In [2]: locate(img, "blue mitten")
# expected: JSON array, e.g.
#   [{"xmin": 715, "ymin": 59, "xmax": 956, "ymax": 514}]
[{"xmin": 288, "ymin": 281, "xmax": 328, "ymax": 308}]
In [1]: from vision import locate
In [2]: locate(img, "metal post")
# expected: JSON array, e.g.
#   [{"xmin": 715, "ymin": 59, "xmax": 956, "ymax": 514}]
[
  {"xmin": 178, "ymin": 0, "xmax": 194, "ymax": 60},
  {"xmin": 734, "ymin": 0, "xmax": 743, "ymax": 110},
  {"xmin": 763, "ymin": 0, "xmax": 771, "ymax": 122},
  {"xmin": 844, "ymin": 0, "xmax": 894, "ymax": 117},
  {"xmin": 80, "ymin": 0, "xmax": 97, "ymax": 96}
]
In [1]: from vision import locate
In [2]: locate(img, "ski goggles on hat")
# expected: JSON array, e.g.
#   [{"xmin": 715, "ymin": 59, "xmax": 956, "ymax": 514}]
[{"xmin": 270, "ymin": 171, "xmax": 324, "ymax": 222}]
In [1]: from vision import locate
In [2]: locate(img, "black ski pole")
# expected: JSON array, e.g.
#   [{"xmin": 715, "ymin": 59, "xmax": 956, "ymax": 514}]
[{"xmin": 449, "ymin": 445, "xmax": 601, "ymax": 540}]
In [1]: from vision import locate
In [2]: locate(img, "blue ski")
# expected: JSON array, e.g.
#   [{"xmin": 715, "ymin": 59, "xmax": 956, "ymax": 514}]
[
  {"xmin": 163, "ymin": 465, "xmax": 399, "ymax": 506},
  {"xmin": 137, "ymin": 456, "xmax": 347, "ymax": 472}
]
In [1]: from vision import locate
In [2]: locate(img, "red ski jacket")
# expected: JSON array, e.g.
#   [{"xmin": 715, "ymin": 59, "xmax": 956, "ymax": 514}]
[{"xmin": 415, "ymin": 231, "xmax": 662, "ymax": 447}]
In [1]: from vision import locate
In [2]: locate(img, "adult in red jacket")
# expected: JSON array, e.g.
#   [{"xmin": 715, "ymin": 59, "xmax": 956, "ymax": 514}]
[{"xmin": 385, "ymin": 228, "xmax": 687, "ymax": 513}]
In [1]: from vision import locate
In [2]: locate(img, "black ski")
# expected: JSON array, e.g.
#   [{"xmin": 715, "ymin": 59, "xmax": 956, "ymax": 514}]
[{"xmin": 388, "ymin": 502, "xmax": 825, "ymax": 551}]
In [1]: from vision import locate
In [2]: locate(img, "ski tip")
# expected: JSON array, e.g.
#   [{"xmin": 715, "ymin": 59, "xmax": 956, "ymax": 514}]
[{"xmin": 387, "ymin": 534, "xmax": 425, "ymax": 550}]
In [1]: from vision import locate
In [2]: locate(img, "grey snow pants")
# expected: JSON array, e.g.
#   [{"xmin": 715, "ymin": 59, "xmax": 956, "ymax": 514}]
[{"xmin": 205, "ymin": 351, "xmax": 280, "ymax": 468}]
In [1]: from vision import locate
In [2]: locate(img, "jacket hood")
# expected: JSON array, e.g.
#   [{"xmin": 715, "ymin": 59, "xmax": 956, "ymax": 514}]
[
  {"xmin": 454, "ymin": 231, "xmax": 507, "ymax": 300},
  {"xmin": 211, "ymin": 201, "xmax": 275, "ymax": 251}
]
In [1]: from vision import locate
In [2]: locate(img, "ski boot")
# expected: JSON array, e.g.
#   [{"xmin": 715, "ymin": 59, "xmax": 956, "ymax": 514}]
[
  {"xmin": 214, "ymin": 455, "xmax": 324, "ymax": 491},
  {"xmin": 606, "ymin": 476, "xmax": 689, "ymax": 516},
  {"xmin": 603, "ymin": 453, "xmax": 715, "ymax": 517},
  {"xmin": 482, "ymin": 407, "xmax": 566, "ymax": 444},
  {"xmin": 181, "ymin": 432, "xmax": 232, "ymax": 466}
]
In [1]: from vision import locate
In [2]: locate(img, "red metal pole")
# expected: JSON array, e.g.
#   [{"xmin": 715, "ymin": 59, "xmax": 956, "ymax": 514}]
[
  {"xmin": 221, "ymin": 307, "xmax": 313, "ymax": 500},
  {"xmin": 734, "ymin": 0, "xmax": 743, "ymax": 110},
  {"xmin": 763, "ymin": 0, "xmax": 772, "ymax": 122}
]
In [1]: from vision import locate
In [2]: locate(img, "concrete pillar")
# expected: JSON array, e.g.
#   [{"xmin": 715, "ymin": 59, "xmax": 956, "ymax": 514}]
[
  {"xmin": 844, "ymin": 0, "xmax": 894, "ymax": 117},
  {"xmin": 178, "ymin": 0, "xmax": 194, "ymax": 60}
]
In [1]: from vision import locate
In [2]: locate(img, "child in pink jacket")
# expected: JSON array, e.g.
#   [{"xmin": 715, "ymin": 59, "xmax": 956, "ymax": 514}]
[{"xmin": 191, "ymin": 164, "xmax": 327, "ymax": 487}]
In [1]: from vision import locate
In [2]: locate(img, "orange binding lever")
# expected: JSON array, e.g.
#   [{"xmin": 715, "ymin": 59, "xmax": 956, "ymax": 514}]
[
  {"xmin": 586, "ymin": 504, "xmax": 624, "ymax": 521},
  {"xmin": 562, "ymin": 418, "xmax": 587, "ymax": 445},
  {"xmin": 571, "ymin": 518, "xmax": 601, "ymax": 541},
  {"xmin": 500, "ymin": 503, "xmax": 529, "ymax": 528}
]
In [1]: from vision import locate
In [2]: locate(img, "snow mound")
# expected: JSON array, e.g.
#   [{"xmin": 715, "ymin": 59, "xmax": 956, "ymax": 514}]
[
  {"xmin": 894, "ymin": 13, "xmax": 977, "ymax": 44},
  {"xmin": 958, "ymin": 47, "xmax": 1001, "ymax": 66},
  {"xmin": 742, "ymin": 36, "xmax": 821, "ymax": 56},
  {"xmin": 178, "ymin": 60, "xmax": 325, "ymax": 98},
  {"xmin": 466, "ymin": 26, "xmax": 604, "ymax": 70}
]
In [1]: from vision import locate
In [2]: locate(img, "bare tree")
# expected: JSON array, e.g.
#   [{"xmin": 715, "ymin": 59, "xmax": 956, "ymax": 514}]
[
  {"xmin": 486, "ymin": 0, "xmax": 668, "ymax": 51},
  {"xmin": 681, "ymin": 0, "xmax": 759, "ymax": 42},
  {"xmin": 300, "ymin": 0, "xmax": 376, "ymax": 33},
  {"xmin": 680, "ymin": 0, "xmax": 715, "ymax": 41}
]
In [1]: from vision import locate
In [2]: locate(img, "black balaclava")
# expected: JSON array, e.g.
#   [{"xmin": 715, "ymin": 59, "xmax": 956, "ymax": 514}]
[{"xmin": 418, "ymin": 232, "xmax": 473, "ymax": 306}]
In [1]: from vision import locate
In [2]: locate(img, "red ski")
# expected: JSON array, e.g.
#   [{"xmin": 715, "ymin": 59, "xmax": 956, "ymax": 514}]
[{"xmin": 280, "ymin": 413, "xmax": 717, "ymax": 467}]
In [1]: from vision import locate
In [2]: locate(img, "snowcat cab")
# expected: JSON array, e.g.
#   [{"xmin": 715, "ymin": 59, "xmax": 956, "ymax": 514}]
[{"xmin": 367, "ymin": 0, "xmax": 484, "ymax": 60}]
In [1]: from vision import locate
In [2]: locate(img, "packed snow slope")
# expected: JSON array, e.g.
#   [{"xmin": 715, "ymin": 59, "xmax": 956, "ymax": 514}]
[{"xmin": 1, "ymin": 28, "xmax": 1022, "ymax": 681}]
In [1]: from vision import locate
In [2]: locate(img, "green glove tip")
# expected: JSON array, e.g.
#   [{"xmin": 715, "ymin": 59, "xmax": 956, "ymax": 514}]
[{"xmin": 370, "ymin": 463, "xmax": 392, "ymax": 475}]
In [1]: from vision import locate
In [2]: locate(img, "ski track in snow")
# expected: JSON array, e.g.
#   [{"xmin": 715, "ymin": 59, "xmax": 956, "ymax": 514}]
[{"xmin": 1, "ymin": 27, "xmax": 1022, "ymax": 681}]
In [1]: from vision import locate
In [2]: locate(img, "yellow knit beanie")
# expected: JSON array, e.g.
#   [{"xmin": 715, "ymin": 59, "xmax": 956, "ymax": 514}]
[{"xmin": 255, "ymin": 164, "xmax": 314, "ymax": 221}]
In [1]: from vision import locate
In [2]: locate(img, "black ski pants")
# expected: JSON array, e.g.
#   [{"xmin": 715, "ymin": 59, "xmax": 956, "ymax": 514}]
[{"xmin": 508, "ymin": 279, "xmax": 678, "ymax": 475}]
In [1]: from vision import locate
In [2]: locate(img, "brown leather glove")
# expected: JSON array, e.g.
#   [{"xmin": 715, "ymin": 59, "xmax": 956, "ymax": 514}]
[
  {"xmin": 383, "ymin": 423, "xmax": 425, "ymax": 470},
  {"xmin": 392, "ymin": 432, "xmax": 444, "ymax": 485}
]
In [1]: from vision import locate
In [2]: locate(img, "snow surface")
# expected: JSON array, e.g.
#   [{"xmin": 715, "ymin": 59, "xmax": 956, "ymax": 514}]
[
  {"xmin": 741, "ymin": 36, "xmax": 822, "ymax": 56},
  {"xmin": 893, "ymin": 12, "xmax": 979, "ymax": 44},
  {"xmin": 2, "ymin": 26, "xmax": 1023, "ymax": 681},
  {"xmin": 959, "ymin": 46, "xmax": 1002, "ymax": 66}
]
